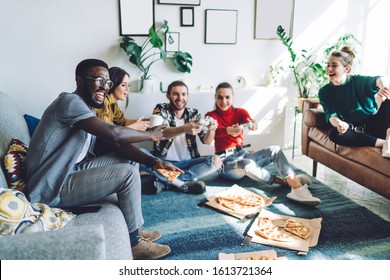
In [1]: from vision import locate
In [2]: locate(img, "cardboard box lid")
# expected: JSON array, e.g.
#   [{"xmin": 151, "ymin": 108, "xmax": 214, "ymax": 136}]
[
  {"xmin": 205, "ymin": 184, "xmax": 276, "ymax": 219},
  {"xmin": 246, "ymin": 209, "xmax": 322, "ymax": 254},
  {"xmin": 219, "ymin": 249, "xmax": 287, "ymax": 260}
]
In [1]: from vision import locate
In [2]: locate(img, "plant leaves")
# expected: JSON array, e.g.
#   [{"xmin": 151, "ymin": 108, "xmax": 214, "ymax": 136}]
[
  {"xmin": 119, "ymin": 20, "xmax": 193, "ymax": 79},
  {"xmin": 174, "ymin": 51, "xmax": 193, "ymax": 73}
]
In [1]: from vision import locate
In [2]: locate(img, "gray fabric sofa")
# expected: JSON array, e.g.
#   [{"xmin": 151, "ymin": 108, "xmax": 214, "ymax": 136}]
[{"xmin": 0, "ymin": 92, "xmax": 132, "ymax": 260}]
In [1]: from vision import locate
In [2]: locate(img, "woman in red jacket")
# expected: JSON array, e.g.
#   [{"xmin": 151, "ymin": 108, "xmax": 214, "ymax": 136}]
[{"xmin": 204, "ymin": 82, "xmax": 321, "ymax": 206}]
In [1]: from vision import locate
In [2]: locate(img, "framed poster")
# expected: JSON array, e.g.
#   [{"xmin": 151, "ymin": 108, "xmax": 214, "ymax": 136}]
[
  {"xmin": 205, "ymin": 9, "xmax": 238, "ymax": 44},
  {"xmin": 181, "ymin": 7, "xmax": 194, "ymax": 26},
  {"xmin": 119, "ymin": 0, "xmax": 155, "ymax": 36},
  {"xmin": 158, "ymin": 0, "xmax": 201, "ymax": 5},
  {"xmin": 254, "ymin": 0, "xmax": 294, "ymax": 39}
]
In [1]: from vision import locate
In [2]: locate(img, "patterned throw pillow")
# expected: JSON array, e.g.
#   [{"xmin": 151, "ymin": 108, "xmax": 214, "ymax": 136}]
[
  {"xmin": 3, "ymin": 138, "xmax": 28, "ymax": 194},
  {"xmin": 0, "ymin": 188, "xmax": 75, "ymax": 236}
]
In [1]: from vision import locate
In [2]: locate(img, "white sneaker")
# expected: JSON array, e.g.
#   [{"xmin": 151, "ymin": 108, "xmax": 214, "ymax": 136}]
[
  {"xmin": 382, "ymin": 140, "xmax": 390, "ymax": 158},
  {"xmin": 296, "ymin": 174, "xmax": 312, "ymax": 185},
  {"xmin": 287, "ymin": 184, "xmax": 321, "ymax": 206}
]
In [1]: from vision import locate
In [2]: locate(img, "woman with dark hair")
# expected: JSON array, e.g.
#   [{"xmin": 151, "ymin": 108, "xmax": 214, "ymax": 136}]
[
  {"xmin": 204, "ymin": 82, "xmax": 321, "ymax": 206},
  {"xmin": 318, "ymin": 46, "xmax": 390, "ymax": 157},
  {"xmin": 94, "ymin": 67, "xmax": 149, "ymax": 130}
]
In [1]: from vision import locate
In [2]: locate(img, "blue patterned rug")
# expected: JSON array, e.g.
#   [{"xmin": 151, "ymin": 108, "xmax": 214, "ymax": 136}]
[{"xmin": 141, "ymin": 165, "xmax": 390, "ymax": 260}]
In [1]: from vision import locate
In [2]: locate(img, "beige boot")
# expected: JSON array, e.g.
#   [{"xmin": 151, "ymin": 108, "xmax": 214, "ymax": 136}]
[
  {"xmin": 139, "ymin": 227, "xmax": 161, "ymax": 242},
  {"xmin": 132, "ymin": 237, "xmax": 171, "ymax": 260}
]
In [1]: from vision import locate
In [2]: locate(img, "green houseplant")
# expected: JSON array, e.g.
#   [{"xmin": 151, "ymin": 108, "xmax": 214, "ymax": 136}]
[
  {"xmin": 276, "ymin": 25, "xmax": 326, "ymax": 100},
  {"xmin": 276, "ymin": 25, "xmax": 362, "ymax": 110},
  {"xmin": 120, "ymin": 20, "xmax": 193, "ymax": 91}
]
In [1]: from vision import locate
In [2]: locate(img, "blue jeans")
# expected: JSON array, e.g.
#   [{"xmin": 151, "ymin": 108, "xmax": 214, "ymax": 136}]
[
  {"xmin": 221, "ymin": 145, "xmax": 294, "ymax": 184},
  {"xmin": 140, "ymin": 148, "xmax": 220, "ymax": 186},
  {"xmin": 58, "ymin": 153, "xmax": 143, "ymax": 240}
]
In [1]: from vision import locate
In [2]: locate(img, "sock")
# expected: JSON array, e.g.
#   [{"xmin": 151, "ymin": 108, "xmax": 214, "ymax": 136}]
[{"xmin": 130, "ymin": 229, "xmax": 141, "ymax": 247}]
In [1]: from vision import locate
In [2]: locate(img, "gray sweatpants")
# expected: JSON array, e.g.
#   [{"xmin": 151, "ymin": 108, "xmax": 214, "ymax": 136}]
[{"xmin": 58, "ymin": 153, "xmax": 144, "ymax": 238}]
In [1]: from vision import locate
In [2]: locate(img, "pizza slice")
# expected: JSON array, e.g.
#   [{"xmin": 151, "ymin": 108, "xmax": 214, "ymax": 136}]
[
  {"xmin": 255, "ymin": 226, "xmax": 293, "ymax": 242},
  {"xmin": 215, "ymin": 195, "xmax": 237, "ymax": 211},
  {"xmin": 283, "ymin": 218, "xmax": 311, "ymax": 240},
  {"xmin": 255, "ymin": 217, "xmax": 293, "ymax": 242},
  {"xmin": 156, "ymin": 168, "xmax": 182, "ymax": 182}
]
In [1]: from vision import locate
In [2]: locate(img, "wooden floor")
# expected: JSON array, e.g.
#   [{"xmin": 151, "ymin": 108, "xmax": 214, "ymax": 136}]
[{"xmin": 285, "ymin": 148, "xmax": 390, "ymax": 222}]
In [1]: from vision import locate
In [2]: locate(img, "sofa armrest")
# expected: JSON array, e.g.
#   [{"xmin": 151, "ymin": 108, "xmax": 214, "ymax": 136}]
[
  {"xmin": 0, "ymin": 224, "xmax": 106, "ymax": 260},
  {"xmin": 301, "ymin": 98, "xmax": 322, "ymax": 156},
  {"xmin": 304, "ymin": 108, "xmax": 327, "ymax": 128}
]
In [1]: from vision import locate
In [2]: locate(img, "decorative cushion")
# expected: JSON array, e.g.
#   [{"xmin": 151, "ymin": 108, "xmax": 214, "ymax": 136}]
[
  {"xmin": 0, "ymin": 188, "xmax": 75, "ymax": 236},
  {"xmin": 23, "ymin": 114, "xmax": 40, "ymax": 137},
  {"xmin": 3, "ymin": 138, "xmax": 28, "ymax": 194}
]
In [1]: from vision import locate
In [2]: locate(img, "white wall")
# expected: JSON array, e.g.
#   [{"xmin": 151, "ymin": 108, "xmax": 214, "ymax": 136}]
[{"xmin": 1, "ymin": 0, "xmax": 389, "ymax": 148}]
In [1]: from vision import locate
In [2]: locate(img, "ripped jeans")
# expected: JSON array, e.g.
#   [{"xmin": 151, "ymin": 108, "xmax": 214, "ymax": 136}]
[{"xmin": 220, "ymin": 145, "xmax": 294, "ymax": 184}]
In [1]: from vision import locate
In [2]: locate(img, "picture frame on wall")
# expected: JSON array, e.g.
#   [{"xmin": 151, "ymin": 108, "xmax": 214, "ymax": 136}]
[
  {"xmin": 165, "ymin": 32, "xmax": 180, "ymax": 58},
  {"xmin": 205, "ymin": 9, "xmax": 238, "ymax": 44},
  {"xmin": 119, "ymin": 0, "xmax": 155, "ymax": 36},
  {"xmin": 254, "ymin": 0, "xmax": 295, "ymax": 39},
  {"xmin": 181, "ymin": 7, "xmax": 194, "ymax": 26},
  {"xmin": 158, "ymin": 0, "xmax": 200, "ymax": 5}
]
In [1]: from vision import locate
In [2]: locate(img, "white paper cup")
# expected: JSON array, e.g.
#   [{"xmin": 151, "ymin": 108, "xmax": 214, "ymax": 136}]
[{"xmin": 149, "ymin": 115, "xmax": 164, "ymax": 128}]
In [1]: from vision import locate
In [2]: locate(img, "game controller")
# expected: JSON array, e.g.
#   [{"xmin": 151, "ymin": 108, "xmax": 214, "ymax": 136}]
[
  {"xmin": 239, "ymin": 121, "xmax": 253, "ymax": 130},
  {"xmin": 196, "ymin": 116, "xmax": 217, "ymax": 130}
]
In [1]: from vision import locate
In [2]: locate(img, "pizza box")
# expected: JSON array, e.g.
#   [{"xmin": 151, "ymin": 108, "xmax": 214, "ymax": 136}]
[
  {"xmin": 246, "ymin": 209, "xmax": 322, "ymax": 254},
  {"xmin": 219, "ymin": 249, "xmax": 288, "ymax": 260},
  {"xmin": 205, "ymin": 184, "xmax": 277, "ymax": 219}
]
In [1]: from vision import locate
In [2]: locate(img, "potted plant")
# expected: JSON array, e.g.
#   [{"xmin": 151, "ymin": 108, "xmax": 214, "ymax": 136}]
[
  {"xmin": 120, "ymin": 20, "xmax": 193, "ymax": 91},
  {"xmin": 276, "ymin": 25, "xmax": 326, "ymax": 111},
  {"xmin": 276, "ymin": 25, "xmax": 361, "ymax": 111}
]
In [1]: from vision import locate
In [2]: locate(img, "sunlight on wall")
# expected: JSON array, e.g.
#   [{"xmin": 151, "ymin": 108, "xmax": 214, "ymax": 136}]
[
  {"xmin": 272, "ymin": 1, "xmax": 349, "ymax": 71},
  {"xmin": 273, "ymin": 0, "xmax": 390, "ymax": 82},
  {"xmin": 253, "ymin": 110, "xmax": 275, "ymax": 135},
  {"xmin": 240, "ymin": 87, "xmax": 288, "ymax": 135},
  {"xmin": 361, "ymin": 0, "xmax": 390, "ymax": 76},
  {"xmin": 293, "ymin": 1, "xmax": 349, "ymax": 52}
]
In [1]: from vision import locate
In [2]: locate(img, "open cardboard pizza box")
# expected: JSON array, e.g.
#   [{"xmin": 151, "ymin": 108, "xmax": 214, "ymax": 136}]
[
  {"xmin": 205, "ymin": 184, "xmax": 276, "ymax": 219},
  {"xmin": 247, "ymin": 209, "xmax": 322, "ymax": 254},
  {"xmin": 219, "ymin": 249, "xmax": 288, "ymax": 260}
]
